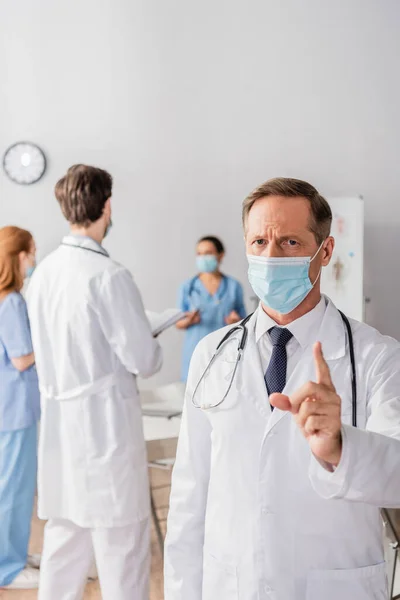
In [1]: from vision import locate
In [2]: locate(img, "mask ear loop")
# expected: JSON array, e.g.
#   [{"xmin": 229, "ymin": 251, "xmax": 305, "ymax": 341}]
[
  {"xmin": 309, "ymin": 240, "xmax": 325, "ymax": 287},
  {"xmin": 310, "ymin": 240, "xmax": 325, "ymax": 262}
]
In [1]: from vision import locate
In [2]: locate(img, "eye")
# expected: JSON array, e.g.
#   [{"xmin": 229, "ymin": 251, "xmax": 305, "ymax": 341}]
[
  {"xmin": 253, "ymin": 239, "xmax": 266, "ymax": 246},
  {"xmin": 284, "ymin": 239, "xmax": 299, "ymax": 247}
]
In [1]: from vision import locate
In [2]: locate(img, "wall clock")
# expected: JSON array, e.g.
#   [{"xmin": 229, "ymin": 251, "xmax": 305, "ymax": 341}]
[{"xmin": 3, "ymin": 142, "xmax": 46, "ymax": 185}]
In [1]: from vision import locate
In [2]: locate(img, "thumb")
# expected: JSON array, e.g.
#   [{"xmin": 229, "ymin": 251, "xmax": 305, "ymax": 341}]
[{"xmin": 270, "ymin": 393, "xmax": 292, "ymax": 412}]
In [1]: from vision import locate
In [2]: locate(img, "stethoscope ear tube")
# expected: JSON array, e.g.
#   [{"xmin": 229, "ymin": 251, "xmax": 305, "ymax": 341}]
[
  {"xmin": 188, "ymin": 274, "xmax": 228, "ymax": 309},
  {"xmin": 191, "ymin": 314, "xmax": 253, "ymax": 410},
  {"xmin": 61, "ymin": 242, "xmax": 108, "ymax": 257},
  {"xmin": 338, "ymin": 311, "xmax": 357, "ymax": 428}
]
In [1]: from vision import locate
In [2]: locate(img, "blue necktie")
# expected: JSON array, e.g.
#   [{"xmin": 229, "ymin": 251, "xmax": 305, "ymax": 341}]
[{"xmin": 264, "ymin": 327, "xmax": 293, "ymax": 400}]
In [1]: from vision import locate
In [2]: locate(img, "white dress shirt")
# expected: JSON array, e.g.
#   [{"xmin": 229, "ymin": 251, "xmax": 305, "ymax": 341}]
[{"xmin": 256, "ymin": 296, "xmax": 327, "ymax": 377}]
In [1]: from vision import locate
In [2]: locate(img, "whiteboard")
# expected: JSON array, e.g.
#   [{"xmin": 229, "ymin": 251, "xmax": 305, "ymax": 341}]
[{"xmin": 321, "ymin": 197, "xmax": 364, "ymax": 322}]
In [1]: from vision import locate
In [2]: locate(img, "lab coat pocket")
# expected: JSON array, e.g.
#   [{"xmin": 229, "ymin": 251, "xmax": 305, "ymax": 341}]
[
  {"xmin": 306, "ymin": 562, "xmax": 388, "ymax": 600},
  {"xmin": 202, "ymin": 553, "xmax": 238, "ymax": 600}
]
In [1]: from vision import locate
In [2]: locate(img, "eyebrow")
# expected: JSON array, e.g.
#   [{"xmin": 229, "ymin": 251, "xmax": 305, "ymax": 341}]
[{"xmin": 251, "ymin": 232, "xmax": 304, "ymax": 241}]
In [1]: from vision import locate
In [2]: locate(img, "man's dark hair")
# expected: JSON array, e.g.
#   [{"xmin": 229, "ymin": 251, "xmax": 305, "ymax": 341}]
[
  {"xmin": 198, "ymin": 236, "xmax": 225, "ymax": 254},
  {"xmin": 243, "ymin": 177, "xmax": 332, "ymax": 244},
  {"xmin": 55, "ymin": 164, "xmax": 113, "ymax": 226}
]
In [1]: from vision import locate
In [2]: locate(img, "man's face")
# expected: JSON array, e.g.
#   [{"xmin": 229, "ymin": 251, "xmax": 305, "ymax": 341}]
[{"xmin": 245, "ymin": 195, "xmax": 334, "ymax": 283}]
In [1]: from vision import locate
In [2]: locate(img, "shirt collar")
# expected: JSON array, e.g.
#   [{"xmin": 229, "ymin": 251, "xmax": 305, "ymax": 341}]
[
  {"xmin": 62, "ymin": 234, "xmax": 109, "ymax": 257},
  {"xmin": 255, "ymin": 296, "xmax": 327, "ymax": 349}
]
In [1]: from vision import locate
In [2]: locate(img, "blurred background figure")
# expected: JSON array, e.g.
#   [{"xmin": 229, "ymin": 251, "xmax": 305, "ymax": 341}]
[
  {"xmin": 27, "ymin": 165, "xmax": 162, "ymax": 600},
  {"xmin": 0, "ymin": 226, "xmax": 40, "ymax": 590},
  {"xmin": 176, "ymin": 236, "xmax": 246, "ymax": 381}
]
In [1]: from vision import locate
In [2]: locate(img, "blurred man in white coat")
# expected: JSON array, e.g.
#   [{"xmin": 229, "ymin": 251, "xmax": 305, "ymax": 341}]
[
  {"xmin": 28, "ymin": 164, "xmax": 162, "ymax": 600},
  {"xmin": 164, "ymin": 178, "xmax": 400, "ymax": 600}
]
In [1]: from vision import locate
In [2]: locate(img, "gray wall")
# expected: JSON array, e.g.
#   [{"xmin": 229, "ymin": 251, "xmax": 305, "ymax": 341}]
[{"xmin": 1, "ymin": 0, "xmax": 399, "ymax": 384}]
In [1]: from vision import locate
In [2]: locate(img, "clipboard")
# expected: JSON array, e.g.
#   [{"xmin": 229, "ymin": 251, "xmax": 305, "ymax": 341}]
[{"xmin": 145, "ymin": 309, "xmax": 185, "ymax": 337}]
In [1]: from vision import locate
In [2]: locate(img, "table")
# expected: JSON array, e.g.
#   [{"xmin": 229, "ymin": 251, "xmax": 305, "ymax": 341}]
[{"xmin": 140, "ymin": 382, "xmax": 185, "ymax": 550}]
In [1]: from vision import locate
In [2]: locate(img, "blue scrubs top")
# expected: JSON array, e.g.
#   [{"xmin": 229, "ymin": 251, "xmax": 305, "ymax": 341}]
[
  {"xmin": 0, "ymin": 292, "xmax": 40, "ymax": 432},
  {"xmin": 178, "ymin": 275, "xmax": 246, "ymax": 381}
]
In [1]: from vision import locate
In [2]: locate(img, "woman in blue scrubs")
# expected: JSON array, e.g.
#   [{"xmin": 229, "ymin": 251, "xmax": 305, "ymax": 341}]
[
  {"xmin": 0, "ymin": 226, "xmax": 40, "ymax": 590},
  {"xmin": 177, "ymin": 236, "xmax": 246, "ymax": 381}
]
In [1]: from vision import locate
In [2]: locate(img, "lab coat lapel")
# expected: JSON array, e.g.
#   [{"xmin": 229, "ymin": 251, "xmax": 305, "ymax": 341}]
[{"xmin": 237, "ymin": 310, "xmax": 272, "ymax": 420}]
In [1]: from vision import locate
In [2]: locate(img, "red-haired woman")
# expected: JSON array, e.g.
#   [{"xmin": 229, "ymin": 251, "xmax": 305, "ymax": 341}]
[{"xmin": 0, "ymin": 226, "xmax": 40, "ymax": 590}]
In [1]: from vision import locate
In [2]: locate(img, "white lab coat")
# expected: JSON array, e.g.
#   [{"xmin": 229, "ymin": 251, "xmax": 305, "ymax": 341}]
[
  {"xmin": 27, "ymin": 236, "xmax": 162, "ymax": 528},
  {"xmin": 164, "ymin": 297, "xmax": 400, "ymax": 600}
]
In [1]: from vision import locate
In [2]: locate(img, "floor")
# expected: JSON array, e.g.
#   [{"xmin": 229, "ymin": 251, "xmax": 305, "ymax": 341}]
[
  {"xmin": 0, "ymin": 466, "xmax": 171, "ymax": 600},
  {"xmin": 2, "ymin": 470, "xmax": 400, "ymax": 600}
]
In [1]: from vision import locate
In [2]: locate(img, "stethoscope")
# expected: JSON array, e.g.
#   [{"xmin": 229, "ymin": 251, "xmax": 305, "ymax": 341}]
[
  {"xmin": 61, "ymin": 241, "xmax": 109, "ymax": 257},
  {"xmin": 188, "ymin": 274, "xmax": 228, "ymax": 309},
  {"xmin": 191, "ymin": 310, "xmax": 357, "ymax": 428}
]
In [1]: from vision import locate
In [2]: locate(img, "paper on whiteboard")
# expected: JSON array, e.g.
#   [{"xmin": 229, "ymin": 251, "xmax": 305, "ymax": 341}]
[{"xmin": 321, "ymin": 197, "xmax": 364, "ymax": 321}]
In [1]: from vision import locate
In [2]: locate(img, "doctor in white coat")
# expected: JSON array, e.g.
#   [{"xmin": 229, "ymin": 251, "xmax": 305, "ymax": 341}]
[
  {"xmin": 164, "ymin": 177, "xmax": 400, "ymax": 600},
  {"xmin": 27, "ymin": 164, "xmax": 162, "ymax": 600}
]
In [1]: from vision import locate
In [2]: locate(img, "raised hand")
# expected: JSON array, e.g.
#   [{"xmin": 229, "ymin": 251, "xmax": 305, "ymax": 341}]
[
  {"xmin": 188, "ymin": 310, "xmax": 201, "ymax": 326},
  {"xmin": 176, "ymin": 310, "xmax": 201, "ymax": 330},
  {"xmin": 224, "ymin": 310, "xmax": 241, "ymax": 325},
  {"xmin": 270, "ymin": 342, "xmax": 342, "ymax": 467}
]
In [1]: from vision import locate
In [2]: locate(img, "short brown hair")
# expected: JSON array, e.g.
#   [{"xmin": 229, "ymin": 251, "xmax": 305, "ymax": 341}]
[
  {"xmin": 242, "ymin": 177, "xmax": 332, "ymax": 244},
  {"xmin": 55, "ymin": 164, "xmax": 112, "ymax": 226},
  {"xmin": 0, "ymin": 226, "xmax": 33, "ymax": 296}
]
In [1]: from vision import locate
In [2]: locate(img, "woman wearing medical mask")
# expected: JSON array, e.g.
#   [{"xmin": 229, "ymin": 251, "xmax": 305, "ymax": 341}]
[
  {"xmin": 177, "ymin": 236, "xmax": 246, "ymax": 381},
  {"xmin": 0, "ymin": 226, "xmax": 40, "ymax": 591}
]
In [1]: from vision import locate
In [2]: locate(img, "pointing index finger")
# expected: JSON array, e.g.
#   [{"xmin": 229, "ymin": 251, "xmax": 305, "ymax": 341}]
[{"xmin": 313, "ymin": 341, "xmax": 334, "ymax": 389}]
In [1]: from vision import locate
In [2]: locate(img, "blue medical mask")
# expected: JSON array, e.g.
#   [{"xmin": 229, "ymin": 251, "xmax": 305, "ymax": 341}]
[
  {"xmin": 196, "ymin": 254, "xmax": 219, "ymax": 273},
  {"xmin": 247, "ymin": 243, "xmax": 324, "ymax": 314},
  {"xmin": 25, "ymin": 265, "xmax": 36, "ymax": 279}
]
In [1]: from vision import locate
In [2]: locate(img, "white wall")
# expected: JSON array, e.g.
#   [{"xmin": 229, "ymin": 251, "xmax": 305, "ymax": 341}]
[{"xmin": 1, "ymin": 0, "xmax": 400, "ymax": 385}]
